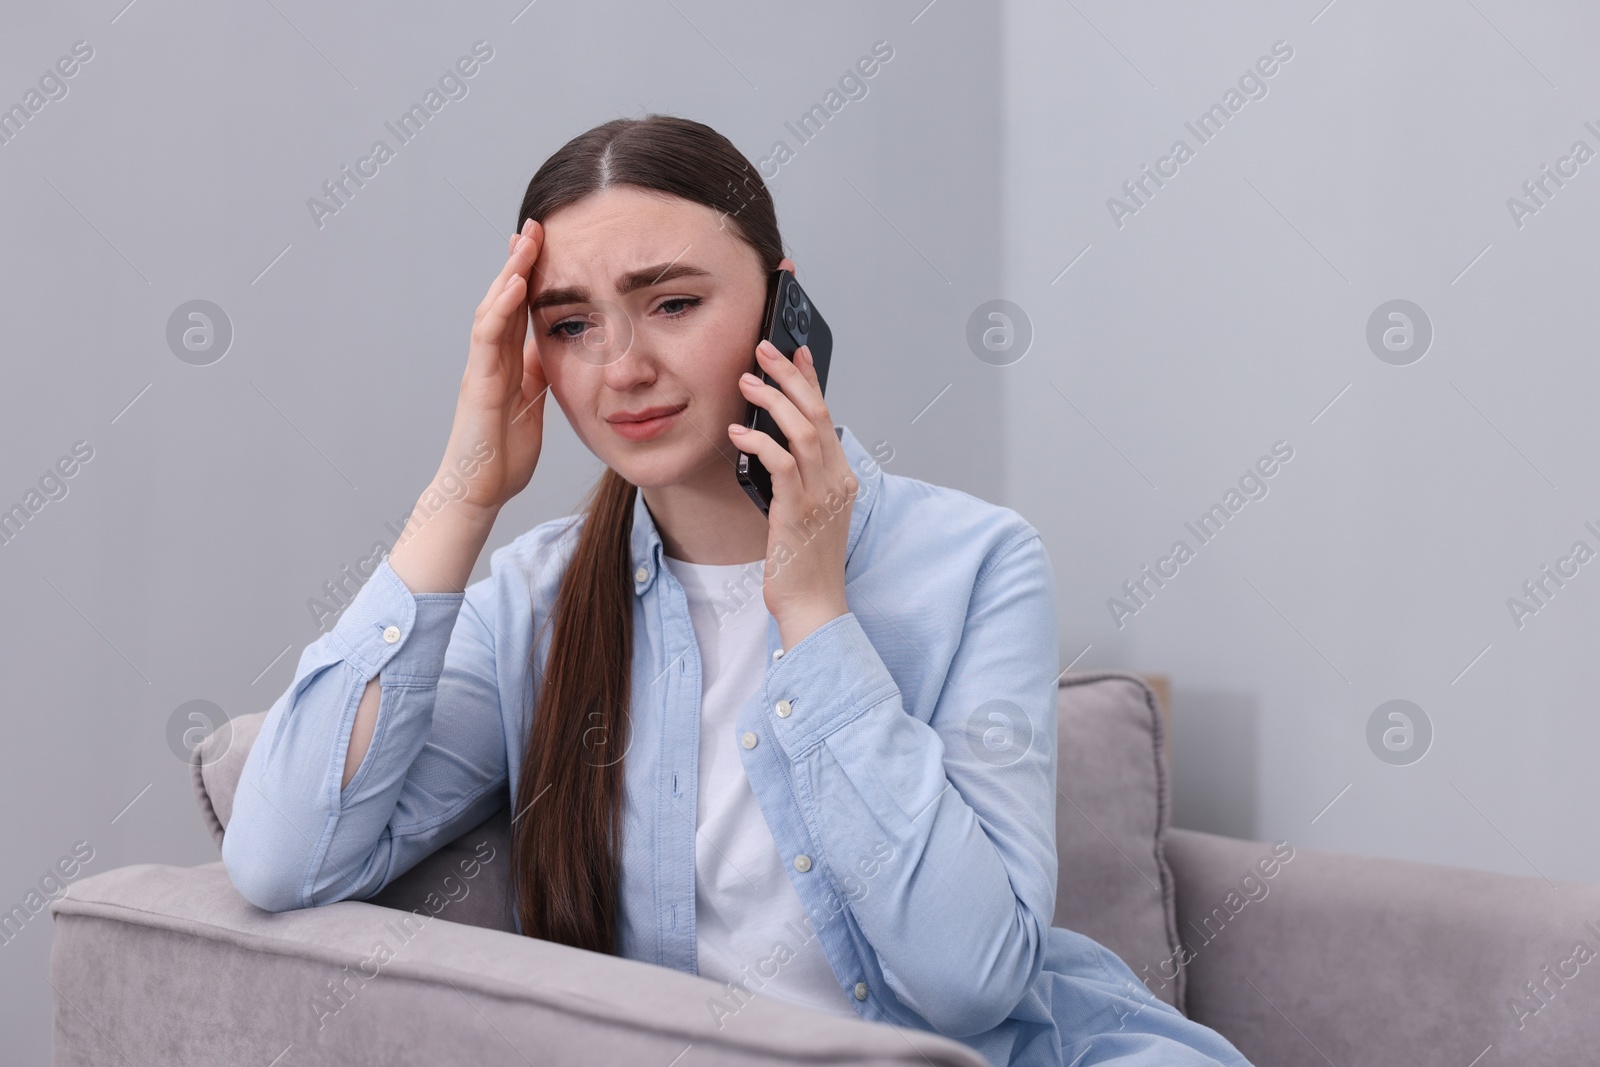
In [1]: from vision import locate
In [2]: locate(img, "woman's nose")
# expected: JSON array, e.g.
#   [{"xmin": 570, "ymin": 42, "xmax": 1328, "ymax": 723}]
[{"xmin": 599, "ymin": 330, "xmax": 657, "ymax": 389}]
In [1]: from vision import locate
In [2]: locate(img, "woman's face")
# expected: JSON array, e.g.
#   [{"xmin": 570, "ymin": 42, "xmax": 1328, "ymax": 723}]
[{"xmin": 531, "ymin": 184, "xmax": 791, "ymax": 490}]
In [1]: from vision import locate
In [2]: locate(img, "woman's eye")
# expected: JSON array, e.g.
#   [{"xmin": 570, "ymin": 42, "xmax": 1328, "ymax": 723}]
[
  {"xmin": 657, "ymin": 296, "xmax": 701, "ymax": 318},
  {"xmin": 547, "ymin": 318, "xmax": 587, "ymax": 342},
  {"xmin": 545, "ymin": 298, "xmax": 699, "ymax": 345}
]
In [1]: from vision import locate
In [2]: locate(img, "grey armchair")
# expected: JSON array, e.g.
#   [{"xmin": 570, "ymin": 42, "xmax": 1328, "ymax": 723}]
[{"xmin": 50, "ymin": 673, "xmax": 1600, "ymax": 1065}]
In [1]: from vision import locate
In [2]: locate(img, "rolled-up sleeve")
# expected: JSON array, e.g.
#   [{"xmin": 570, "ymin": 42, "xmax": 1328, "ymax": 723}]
[
  {"xmin": 759, "ymin": 529, "xmax": 1059, "ymax": 1037},
  {"xmin": 223, "ymin": 555, "xmax": 507, "ymax": 913}
]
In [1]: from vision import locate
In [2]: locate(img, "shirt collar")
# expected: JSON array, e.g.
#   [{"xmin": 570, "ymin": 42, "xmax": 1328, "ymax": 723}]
[{"xmin": 630, "ymin": 423, "xmax": 883, "ymax": 595}]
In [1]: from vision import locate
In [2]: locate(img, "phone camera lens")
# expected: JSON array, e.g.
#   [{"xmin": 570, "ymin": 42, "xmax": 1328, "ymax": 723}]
[
  {"xmin": 785, "ymin": 284, "xmax": 801, "ymax": 308},
  {"xmin": 782, "ymin": 306, "xmax": 797, "ymax": 333},
  {"xmin": 796, "ymin": 309, "xmax": 810, "ymax": 334}
]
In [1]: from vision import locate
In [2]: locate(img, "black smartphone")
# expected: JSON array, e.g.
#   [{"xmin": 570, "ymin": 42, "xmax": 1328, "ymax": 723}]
[{"xmin": 736, "ymin": 268, "xmax": 835, "ymax": 516}]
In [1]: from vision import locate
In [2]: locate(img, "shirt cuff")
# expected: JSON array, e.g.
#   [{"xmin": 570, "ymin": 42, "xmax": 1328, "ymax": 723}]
[
  {"xmin": 761, "ymin": 611, "xmax": 900, "ymax": 757},
  {"xmin": 324, "ymin": 555, "xmax": 466, "ymax": 683}
]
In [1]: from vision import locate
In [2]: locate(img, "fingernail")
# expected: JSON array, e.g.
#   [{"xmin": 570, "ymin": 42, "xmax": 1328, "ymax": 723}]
[
  {"xmin": 729, "ymin": 423, "xmax": 748, "ymax": 434},
  {"xmin": 741, "ymin": 372, "xmax": 761, "ymax": 386}
]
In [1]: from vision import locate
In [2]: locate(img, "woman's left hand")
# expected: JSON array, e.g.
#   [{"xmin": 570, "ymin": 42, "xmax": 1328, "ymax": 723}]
[{"xmin": 728, "ymin": 339, "xmax": 860, "ymax": 651}]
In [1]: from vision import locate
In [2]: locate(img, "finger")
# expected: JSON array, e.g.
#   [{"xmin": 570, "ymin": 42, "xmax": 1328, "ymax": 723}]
[
  {"xmin": 504, "ymin": 281, "xmax": 533, "ymax": 399},
  {"xmin": 740, "ymin": 364, "xmax": 823, "ymax": 483},
  {"xmin": 466, "ymin": 272, "xmax": 528, "ymax": 382},
  {"xmin": 477, "ymin": 220, "xmax": 542, "ymax": 319},
  {"xmin": 471, "ymin": 222, "xmax": 541, "ymax": 378},
  {"xmin": 521, "ymin": 308, "xmax": 550, "ymax": 406},
  {"xmin": 752, "ymin": 341, "xmax": 831, "ymax": 469},
  {"xmin": 475, "ymin": 239, "xmax": 533, "ymax": 323},
  {"xmin": 513, "ymin": 363, "xmax": 548, "ymax": 428},
  {"xmin": 727, "ymin": 423, "xmax": 800, "ymax": 497},
  {"xmin": 789, "ymin": 344, "xmax": 844, "ymax": 450},
  {"xmin": 755, "ymin": 340, "xmax": 828, "ymax": 421},
  {"xmin": 782, "ymin": 344, "xmax": 854, "ymax": 497},
  {"xmin": 792, "ymin": 343, "xmax": 819, "ymax": 390}
]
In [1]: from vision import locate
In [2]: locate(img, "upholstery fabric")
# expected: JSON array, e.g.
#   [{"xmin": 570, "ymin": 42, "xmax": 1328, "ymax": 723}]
[
  {"xmin": 51, "ymin": 671, "xmax": 1600, "ymax": 1064},
  {"xmin": 1050, "ymin": 672, "xmax": 1183, "ymax": 1011},
  {"xmin": 1165, "ymin": 827, "xmax": 1600, "ymax": 1067},
  {"xmin": 50, "ymin": 861, "xmax": 985, "ymax": 1066},
  {"xmin": 194, "ymin": 673, "xmax": 1184, "ymax": 1010}
]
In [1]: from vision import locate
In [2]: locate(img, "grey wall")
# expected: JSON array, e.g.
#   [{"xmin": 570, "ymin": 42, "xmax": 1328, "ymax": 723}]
[
  {"xmin": 1002, "ymin": 0, "xmax": 1600, "ymax": 885},
  {"xmin": 5, "ymin": 0, "xmax": 1595, "ymax": 1060},
  {"xmin": 0, "ymin": 1, "xmax": 1000, "ymax": 1059}
]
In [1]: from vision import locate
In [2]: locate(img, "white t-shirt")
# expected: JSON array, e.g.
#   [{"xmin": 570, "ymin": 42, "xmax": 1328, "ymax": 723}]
[{"xmin": 661, "ymin": 553, "xmax": 857, "ymax": 1018}]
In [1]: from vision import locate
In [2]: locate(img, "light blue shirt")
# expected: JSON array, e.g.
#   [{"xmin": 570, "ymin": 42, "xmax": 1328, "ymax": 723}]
[{"xmin": 224, "ymin": 425, "xmax": 1252, "ymax": 1067}]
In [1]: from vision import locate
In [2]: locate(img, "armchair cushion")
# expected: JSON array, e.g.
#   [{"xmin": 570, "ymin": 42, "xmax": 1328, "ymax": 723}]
[{"xmin": 1050, "ymin": 672, "xmax": 1184, "ymax": 1011}]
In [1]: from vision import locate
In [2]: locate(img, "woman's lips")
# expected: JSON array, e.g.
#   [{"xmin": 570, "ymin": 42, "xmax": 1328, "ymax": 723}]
[{"xmin": 608, "ymin": 405, "xmax": 685, "ymax": 441}]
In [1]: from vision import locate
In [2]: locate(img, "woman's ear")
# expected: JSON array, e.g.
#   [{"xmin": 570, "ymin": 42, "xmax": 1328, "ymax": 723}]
[{"xmin": 778, "ymin": 256, "xmax": 797, "ymax": 275}]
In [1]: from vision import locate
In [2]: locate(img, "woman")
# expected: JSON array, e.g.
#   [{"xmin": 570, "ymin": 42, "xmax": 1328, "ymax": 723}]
[{"xmin": 224, "ymin": 115, "xmax": 1253, "ymax": 1067}]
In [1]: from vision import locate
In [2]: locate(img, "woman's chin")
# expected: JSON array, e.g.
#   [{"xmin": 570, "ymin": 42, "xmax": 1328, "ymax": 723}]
[
  {"xmin": 602, "ymin": 440, "xmax": 703, "ymax": 490},
  {"xmin": 616, "ymin": 439, "xmax": 742, "ymax": 494}
]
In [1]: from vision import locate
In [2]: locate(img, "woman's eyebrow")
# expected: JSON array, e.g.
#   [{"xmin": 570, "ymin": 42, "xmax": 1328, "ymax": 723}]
[{"xmin": 529, "ymin": 262, "xmax": 712, "ymax": 312}]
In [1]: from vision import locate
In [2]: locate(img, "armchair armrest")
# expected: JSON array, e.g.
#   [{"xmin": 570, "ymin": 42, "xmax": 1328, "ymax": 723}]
[
  {"xmin": 50, "ymin": 862, "xmax": 986, "ymax": 1067},
  {"xmin": 1165, "ymin": 828, "xmax": 1600, "ymax": 1067}
]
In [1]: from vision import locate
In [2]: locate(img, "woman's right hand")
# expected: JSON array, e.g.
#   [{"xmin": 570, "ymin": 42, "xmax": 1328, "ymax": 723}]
[{"xmin": 437, "ymin": 217, "xmax": 549, "ymax": 517}]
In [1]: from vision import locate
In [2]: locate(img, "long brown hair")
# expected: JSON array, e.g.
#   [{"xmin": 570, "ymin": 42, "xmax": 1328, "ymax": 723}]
[{"xmin": 509, "ymin": 115, "xmax": 784, "ymax": 954}]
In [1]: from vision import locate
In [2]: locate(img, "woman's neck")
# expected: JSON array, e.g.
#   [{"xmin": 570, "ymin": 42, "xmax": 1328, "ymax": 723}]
[{"xmin": 642, "ymin": 456, "xmax": 769, "ymax": 565}]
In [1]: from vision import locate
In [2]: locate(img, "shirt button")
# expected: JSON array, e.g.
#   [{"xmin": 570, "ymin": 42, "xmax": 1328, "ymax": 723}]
[
  {"xmin": 771, "ymin": 648, "xmax": 785, "ymax": 661},
  {"xmin": 793, "ymin": 854, "xmax": 812, "ymax": 873},
  {"xmin": 634, "ymin": 565, "xmax": 649, "ymax": 583},
  {"xmin": 854, "ymin": 981, "xmax": 868, "ymax": 1001},
  {"xmin": 382, "ymin": 626, "xmax": 401, "ymax": 644},
  {"xmin": 775, "ymin": 699, "xmax": 792, "ymax": 718},
  {"xmin": 740, "ymin": 732, "xmax": 758, "ymax": 750}
]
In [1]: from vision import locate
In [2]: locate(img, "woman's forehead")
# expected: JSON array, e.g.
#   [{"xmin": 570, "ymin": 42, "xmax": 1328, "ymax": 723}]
[
  {"xmin": 536, "ymin": 190, "xmax": 750, "ymax": 287},
  {"xmin": 542, "ymin": 186, "xmax": 723, "ymax": 245}
]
